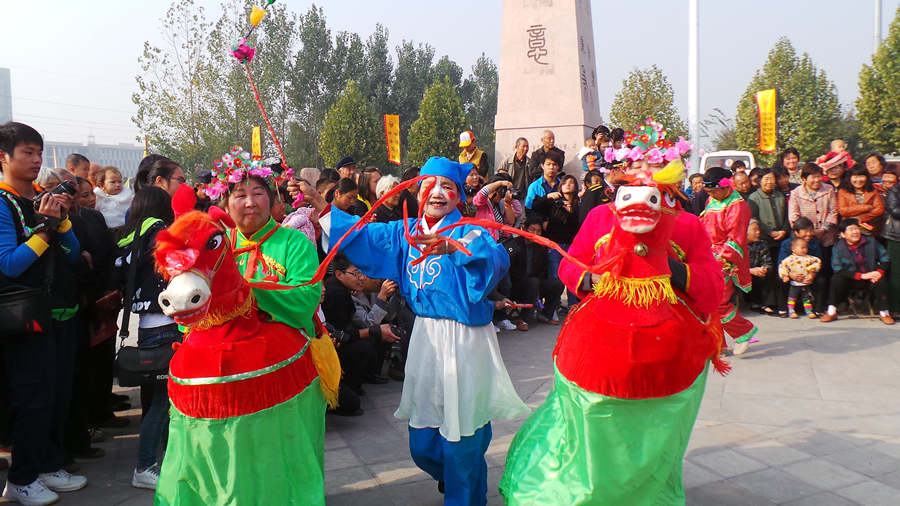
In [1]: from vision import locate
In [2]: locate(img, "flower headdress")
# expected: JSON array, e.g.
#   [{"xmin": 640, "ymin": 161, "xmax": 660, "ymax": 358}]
[
  {"xmin": 205, "ymin": 146, "xmax": 293, "ymax": 200},
  {"xmin": 604, "ymin": 118, "xmax": 694, "ymax": 167}
]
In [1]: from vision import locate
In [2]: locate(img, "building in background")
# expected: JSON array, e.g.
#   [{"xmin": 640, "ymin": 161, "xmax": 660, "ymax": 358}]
[
  {"xmin": 0, "ymin": 68, "xmax": 12, "ymax": 124},
  {"xmin": 43, "ymin": 138, "xmax": 144, "ymax": 178}
]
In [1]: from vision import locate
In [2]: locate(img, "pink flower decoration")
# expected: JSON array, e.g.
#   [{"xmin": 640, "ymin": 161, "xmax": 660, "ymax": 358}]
[
  {"xmin": 292, "ymin": 193, "xmax": 305, "ymax": 208},
  {"xmin": 614, "ymin": 147, "xmax": 631, "ymax": 161},
  {"xmin": 604, "ymin": 148, "xmax": 617, "ymax": 164},
  {"xmin": 206, "ymin": 180, "xmax": 228, "ymax": 200},
  {"xmin": 231, "ymin": 38, "xmax": 255, "ymax": 63},
  {"xmin": 719, "ymin": 178, "xmax": 733, "ymax": 188},
  {"xmin": 627, "ymin": 147, "xmax": 645, "ymax": 161},
  {"xmin": 249, "ymin": 166, "xmax": 273, "ymax": 178},
  {"xmin": 664, "ymin": 148, "xmax": 682, "ymax": 162},
  {"xmin": 283, "ymin": 168, "xmax": 294, "ymax": 180},
  {"xmin": 675, "ymin": 137, "xmax": 693, "ymax": 155},
  {"xmin": 227, "ymin": 171, "xmax": 243, "ymax": 184},
  {"xmin": 646, "ymin": 148, "xmax": 664, "ymax": 164},
  {"xmin": 164, "ymin": 248, "xmax": 200, "ymax": 278}
]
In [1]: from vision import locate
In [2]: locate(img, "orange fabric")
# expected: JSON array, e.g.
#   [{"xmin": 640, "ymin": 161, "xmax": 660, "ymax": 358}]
[
  {"xmin": 837, "ymin": 189, "xmax": 884, "ymax": 234},
  {"xmin": 0, "ymin": 182, "xmax": 42, "ymax": 197}
]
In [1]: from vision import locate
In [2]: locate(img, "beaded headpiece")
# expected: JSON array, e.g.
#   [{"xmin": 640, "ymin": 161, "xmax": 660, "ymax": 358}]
[{"xmin": 205, "ymin": 146, "xmax": 293, "ymax": 200}]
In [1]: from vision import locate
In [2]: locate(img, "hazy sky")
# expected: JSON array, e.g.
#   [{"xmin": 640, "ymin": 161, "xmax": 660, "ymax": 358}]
[{"xmin": 3, "ymin": 0, "xmax": 898, "ymax": 149}]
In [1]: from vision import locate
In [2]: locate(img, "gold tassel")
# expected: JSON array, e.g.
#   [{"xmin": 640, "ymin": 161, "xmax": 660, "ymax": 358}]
[
  {"xmin": 593, "ymin": 274, "xmax": 677, "ymax": 308},
  {"xmin": 309, "ymin": 334, "xmax": 342, "ymax": 409},
  {"xmin": 652, "ymin": 159, "xmax": 686, "ymax": 185},
  {"xmin": 193, "ymin": 293, "xmax": 255, "ymax": 330}
]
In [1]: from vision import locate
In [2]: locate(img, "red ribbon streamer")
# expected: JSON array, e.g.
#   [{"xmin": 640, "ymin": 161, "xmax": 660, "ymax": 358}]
[{"xmin": 243, "ymin": 62, "xmax": 287, "ymax": 169}]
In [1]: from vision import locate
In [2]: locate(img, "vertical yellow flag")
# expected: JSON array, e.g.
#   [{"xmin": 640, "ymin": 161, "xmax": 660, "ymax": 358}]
[
  {"xmin": 756, "ymin": 89, "xmax": 777, "ymax": 154},
  {"xmin": 251, "ymin": 126, "xmax": 261, "ymax": 158},
  {"xmin": 384, "ymin": 115, "xmax": 401, "ymax": 165}
]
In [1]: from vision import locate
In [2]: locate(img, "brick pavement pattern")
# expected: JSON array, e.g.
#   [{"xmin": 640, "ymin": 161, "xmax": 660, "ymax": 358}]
[{"xmin": 2, "ymin": 312, "xmax": 899, "ymax": 505}]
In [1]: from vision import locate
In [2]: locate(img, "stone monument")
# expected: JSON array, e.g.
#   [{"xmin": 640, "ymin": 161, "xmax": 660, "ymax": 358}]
[{"xmin": 494, "ymin": 0, "xmax": 602, "ymax": 176}]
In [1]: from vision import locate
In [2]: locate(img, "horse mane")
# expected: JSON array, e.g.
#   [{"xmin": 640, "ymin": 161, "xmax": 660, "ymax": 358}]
[{"xmin": 154, "ymin": 211, "xmax": 221, "ymax": 280}]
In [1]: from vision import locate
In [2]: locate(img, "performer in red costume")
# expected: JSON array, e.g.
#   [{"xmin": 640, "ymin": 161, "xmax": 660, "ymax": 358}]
[
  {"xmin": 699, "ymin": 167, "xmax": 758, "ymax": 355},
  {"xmin": 500, "ymin": 119, "xmax": 728, "ymax": 505}
]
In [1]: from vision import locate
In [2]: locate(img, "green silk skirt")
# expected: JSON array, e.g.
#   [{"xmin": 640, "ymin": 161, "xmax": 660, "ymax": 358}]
[
  {"xmin": 499, "ymin": 365, "xmax": 708, "ymax": 506},
  {"xmin": 154, "ymin": 379, "xmax": 327, "ymax": 506}
]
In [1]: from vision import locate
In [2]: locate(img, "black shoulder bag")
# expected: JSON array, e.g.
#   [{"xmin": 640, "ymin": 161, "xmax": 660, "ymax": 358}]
[
  {"xmin": 115, "ymin": 227, "xmax": 176, "ymax": 386},
  {"xmin": 0, "ymin": 191, "xmax": 54, "ymax": 340}
]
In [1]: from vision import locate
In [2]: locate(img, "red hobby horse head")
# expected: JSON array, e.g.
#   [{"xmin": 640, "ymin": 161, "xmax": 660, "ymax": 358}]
[{"xmin": 154, "ymin": 207, "xmax": 241, "ymax": 327}]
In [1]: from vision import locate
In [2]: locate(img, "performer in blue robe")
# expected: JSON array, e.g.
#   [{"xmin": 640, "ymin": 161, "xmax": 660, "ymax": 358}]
[{"xmin": 322, "ymin": 157, "xmax": 529, "ymax": 506}]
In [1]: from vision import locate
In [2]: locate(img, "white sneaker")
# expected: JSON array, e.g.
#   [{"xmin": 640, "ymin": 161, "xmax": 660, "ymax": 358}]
[
  {"xmin": 734, "ymin": 341, "xmax": 750, "ymax": 356},
  {"xmin": 493, "ymin": 325, "xmax": 500, "ymax": 333},
  {"xmin": 497, "ymin": 319, "xmax": 517, "ymax": 331},
  {"xmin": 132, "ymin": 464, "xmax": 160, "ymax": 490},
  {"xmin": 36, "ymin": 470, "xmax": 86, "ymax": 492},
  {"xmin": 2, "ymin": 480, "xmax": 59, "ymax": 505}
]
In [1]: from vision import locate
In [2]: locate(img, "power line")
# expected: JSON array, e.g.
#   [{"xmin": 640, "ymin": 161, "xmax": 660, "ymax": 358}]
[
  {"xmin": 15, "ymin": 113, "xmax": 138, "ymax": 129},
  {"xmin": 10, "ymin": 96, "xmax": 135, "ymax": 114},
  {"xmin": 0, "ymin": 64, "xmax": 134, "ymax": 87}
]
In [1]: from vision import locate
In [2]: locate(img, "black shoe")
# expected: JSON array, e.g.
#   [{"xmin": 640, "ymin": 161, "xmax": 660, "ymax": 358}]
[
  {"xmin": 388, "ymin": 364, "xmax": 405, "ymax": 382},
  {"xmin": 353, "ymin": 387, "xmax": 367, "ymax": 396},
  {"xmin": 96, "ymin": 416, "xmax": 130, "ymax": 428},
  {"xmin": 110, "ymin": 393, "xmax": 130, "ymax": 402},
  {"xmin": 363, "ymin": 374, "xmax": 389, "ymax": 385},
  {"xmin": 63, "ymin": 458, "xmax": 81, "ymax": 473},
  {"xmin": 110, "ymin": 401, "xmax": 132, "ymax": 412},
  {"xmin": 89, "ymin": 428, "xmax": 106, "ymax": 444},
  {"xmin": 438, "ymin": 481, "xmax": 445, "ymax": 494},
  {"xmin": 73, "ymin": 447, "xmax": 106, "ymax": 459}
]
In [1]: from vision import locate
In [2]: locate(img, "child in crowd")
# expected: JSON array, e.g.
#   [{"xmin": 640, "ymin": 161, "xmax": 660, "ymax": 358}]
[
  {"xmin": 577, "ymin": 138, "xmax": 602, "ymax": 173},
  {"xmin": 731, "ymin": 160, "xmax": 747, "ymax": 173},
  {"xmin": 816, "ymin": 139, "xmax": 855, "ymax": 170},
  {"xmin": 779, "ymin": 237, "xmax": 822, "ymax": 318},
  {"xmin": 94, "ymin": 166, "xmax": 133, "ymax": 229}
]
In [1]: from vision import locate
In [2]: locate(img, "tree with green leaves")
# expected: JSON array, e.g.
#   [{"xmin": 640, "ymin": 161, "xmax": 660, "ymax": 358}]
[
  {"xmin": 407, "ymin": 78, "xmax": 468, "ymax": 166},
  {"xmin": 857, "ymin": 6, "xmax": 900, "ymax": 155},
  {"xmin": 318, "ymin": 80, "xmax": 387, "ymax": 170},
  {"xmin": 364, "ymin": 24, "xmax": 393, "ymax": 118},
  {"xmin": 391, "ymin": 40, "xmax": 436, "ymax": 147},
  {"xmin": 609, "ymin": 65, "xmax": 687, "ymax": 140},
  {"xmin": 735, "ymin": 38, "xmax": 842, "ymax": 165},
  {"xmin": 460, "ymin": 54, "xmax": 498, "ymax": 163},
  {"xmin": 701, "ymin": 109, "xmax": 738, "ymax": 152}
]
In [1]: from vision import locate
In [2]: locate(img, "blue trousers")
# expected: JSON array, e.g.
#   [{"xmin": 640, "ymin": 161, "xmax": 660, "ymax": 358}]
[{"xmin": 408, "ymin": 423, "xmax": 492, "ymax": 506}]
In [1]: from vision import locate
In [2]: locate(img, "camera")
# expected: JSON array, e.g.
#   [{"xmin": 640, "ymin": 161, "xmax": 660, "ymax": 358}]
[
  {"xmin": 389, "ymin": 324, "xmax": 407, "ymax": 341},
  {"xmin": 33, "ymin": 181, "xmax": 77, "ymax": 211},
  {"xmin": 497, "ymin": 186, "xmax": 521, "ymax": 200},
  {"xmin": 323, "ymin": 322, "xmax": 352, "ymax": 347},
  {"xmin": 464, "ymin": 185, "xmax": 480, "ymax": 198}
]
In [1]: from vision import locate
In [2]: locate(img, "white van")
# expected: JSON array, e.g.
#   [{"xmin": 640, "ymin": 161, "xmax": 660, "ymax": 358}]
[{"xmin": 699, "ymin": 150, "xmax": 757, "ymax": 174}]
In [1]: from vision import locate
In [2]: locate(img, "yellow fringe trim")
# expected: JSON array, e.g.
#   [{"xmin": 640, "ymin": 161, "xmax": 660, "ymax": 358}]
[
  {"xmin": 593, "ymin": 274, "xmax": 678, "ymax": 308},
  {"xmin": 309, "ymin": 334, "xmax": 342, "ymax": 409},
  {"xmin": 193, "ymin": 293, "xmax": 256, "ymax": 331},
  {"xmin": 652, "ymin": 159, "xmax": 686, "ymax": 185}
]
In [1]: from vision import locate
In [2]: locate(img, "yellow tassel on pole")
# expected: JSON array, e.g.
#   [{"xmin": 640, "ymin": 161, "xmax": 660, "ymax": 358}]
[
  {"xmin": 250, "ymin": 5, "xmax": 266, "ymax": 26},
  {"xmin": 593, "ymin": 275, "xmax": 677, "ymax": 308}
]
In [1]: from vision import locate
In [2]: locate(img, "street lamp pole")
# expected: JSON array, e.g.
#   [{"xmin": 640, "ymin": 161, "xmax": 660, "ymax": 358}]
[
  {"xmin": 689, "ymin": 0, "xmax": 700, "ymax": 174},
  {"xmin": 875, "ymin": 0, "xmax": 883, "ymax": 52}
]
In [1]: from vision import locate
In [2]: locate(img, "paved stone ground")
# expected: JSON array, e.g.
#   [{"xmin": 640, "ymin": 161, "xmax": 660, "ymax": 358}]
[{"xmin": 1, "ymin": 311, "xmax": 899, "ymax": 505}]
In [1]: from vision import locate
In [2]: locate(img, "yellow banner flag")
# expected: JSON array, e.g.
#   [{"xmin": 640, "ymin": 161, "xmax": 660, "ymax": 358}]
[
  {"xmin": 756, "ymin": 89, "xmax": 777, "ymax": 154},
  {"xmin": 251, "ymin": 126, "xmax": 261, "ymax": 158},
  {"xmin": 384, "ymin": 115, "xmax": 401, "ymax": 165}
]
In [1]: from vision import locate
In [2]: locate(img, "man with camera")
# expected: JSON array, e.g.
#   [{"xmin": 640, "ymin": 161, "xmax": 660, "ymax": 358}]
[
  {"xmin": 0, "ymin": 122, "xmax": 88, "ymax": 505},
  {"xmin": 351, "ymin": 277, "xmax": 412, "ymax": 382},
  {"xmin": 322, "ymin": 254, "xmax": 401, "ymax": 416}
]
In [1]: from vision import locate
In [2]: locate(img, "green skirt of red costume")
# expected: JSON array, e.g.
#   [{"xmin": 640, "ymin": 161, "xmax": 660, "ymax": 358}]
[
  {"xmin": 154, "ymin": 317, "xmax": 326, "ymax": 506},
  {"xmin": 500, "ymin": 293, "xmax": 722, "ymax": 506}
]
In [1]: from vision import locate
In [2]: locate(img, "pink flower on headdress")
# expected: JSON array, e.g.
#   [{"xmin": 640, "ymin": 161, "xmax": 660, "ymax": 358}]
[
  {"xmin": 221, "ymin": 154, "xmax": 233, "ymax": 164},
  {"xmin": 627, "ymin": 147, "xmax": 645, "ymax": 161},
  {"xmin": 719, "ymin": 178, "xmax": 733, "ymax": 188},
  {"xmin": 206, "ymin": 180, "xmax": 228, "ymax": 200},
  {"xmin": 614, "ymin": 147, "xmax": 631, "ymax": 162},
  {"xmin": 675, "ymin": 137, "xmax": 693, "ymax": 155},
  {"xmin": 283, "ymin": 168, "xmax": 294, "ymax": 180},
  {"xmin": 604, "ymin": 148, "xmax": 617, "ymax": 164},
  {"xmin": 664, "ymin": 148, "xmax": 682, "ymax": 162},
  {"xmin": 249, "ymin": 166, "xmax": 273, "ymax": 179},
  {"xmin": 227, "ymin": 171, "xmax": 243, "ymax": 184},
  {"xmin": 646, "ymin": 148, "xmax": 664, "ymax": 164}
]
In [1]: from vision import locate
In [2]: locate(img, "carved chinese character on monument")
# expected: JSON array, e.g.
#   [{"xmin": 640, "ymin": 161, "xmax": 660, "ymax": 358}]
[{"xmin": 495, "ymin": 0, "xmax": 602, "ymax": 175}]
